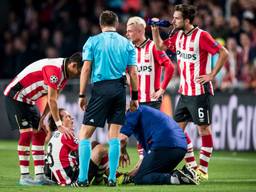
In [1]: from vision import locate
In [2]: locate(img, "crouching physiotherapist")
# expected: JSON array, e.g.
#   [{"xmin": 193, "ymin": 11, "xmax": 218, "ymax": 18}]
[{"xmin": 119, "ymin": 105, "xmax": 199, "ymax": 185}]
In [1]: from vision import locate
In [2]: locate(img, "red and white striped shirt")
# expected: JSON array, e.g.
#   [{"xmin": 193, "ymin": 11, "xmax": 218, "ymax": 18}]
[
  {"xmin": 164, "ymin": 27, "xmax": 221, "ymax": 96},
  {"xmin": 136, "ymin": 39, "xmax": 174, "ymax": 102},
  {"xmin": 4, "ymin": 58, "xmax": 67, "ymax": 105},
  {"xmin": 47, "ymin": 131, "xmax": 78, "ymax": 185}
]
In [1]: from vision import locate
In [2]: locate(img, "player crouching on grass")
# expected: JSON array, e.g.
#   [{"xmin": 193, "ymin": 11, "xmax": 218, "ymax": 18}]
[
  {"xmin": 44, "ymin": 109, "xmax": 109, "ymax": 186},
  {"xmin": 118, "ymin": 105, "xmax": 199, "ymax": 185}
]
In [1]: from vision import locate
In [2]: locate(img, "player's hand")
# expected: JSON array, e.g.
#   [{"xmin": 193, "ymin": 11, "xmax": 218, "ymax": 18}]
[
  {"xmin": 130, "ymin": 100, "xmax": 139, "ymax": 112},
  {"xmin": 120, "ymin": 152, "xmax": 130, "ymax": 168},
  {"xmin": 128, "ymin": 159, "xmax": 143, "ymax": 177},
  {"xmin": 150, "ymin": 17, "xmax": 160, "ymax": 29},
  {"xmin": 58, "ymin": 125, "xmax": 74, "ymax": 139},
  {"xmin": 151, "ymin": 88, "xmax": 165, "ymax": 100},
  {"xmin": 196, "ymin": 74, "xmax": 214, "ymax": 84},
  {"xmin": 38, "ymin": 116, "xmax": 48, "ymax": 133},
  {"xmin": 78, "ymin": 97, "xmax": 87, "ymax": 111}
]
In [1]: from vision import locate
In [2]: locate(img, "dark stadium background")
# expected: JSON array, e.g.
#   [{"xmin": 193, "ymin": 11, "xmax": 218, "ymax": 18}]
[{"xmin": 0, "ymin": 0, "xmax": 255, "ymax": 151}]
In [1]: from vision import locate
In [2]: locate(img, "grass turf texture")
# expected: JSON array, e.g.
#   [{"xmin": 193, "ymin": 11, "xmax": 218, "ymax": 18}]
[{"xmin": 0, "ymin": 140, "xmax": 255, "ymax": 192}]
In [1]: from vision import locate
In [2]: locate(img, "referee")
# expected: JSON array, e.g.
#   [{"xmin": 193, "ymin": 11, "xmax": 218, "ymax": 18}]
[{"xmin": 73, "ymin": 10, "xmax": 138, "ymax": 187}]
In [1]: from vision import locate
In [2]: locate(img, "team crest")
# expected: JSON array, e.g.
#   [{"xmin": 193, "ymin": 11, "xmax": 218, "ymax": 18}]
[
  {"xmin": 21, "ymin": 119, "xmax": 29, "ymax": 127},
  {"xmin": 50, "ymin": 75, "xmax": 58, "ymax": 84}
]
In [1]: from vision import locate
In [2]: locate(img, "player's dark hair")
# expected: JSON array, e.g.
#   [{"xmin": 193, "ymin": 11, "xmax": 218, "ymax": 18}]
[
  {"xmin": 175, "ymin": 4, "xmax": 196, "ymax": 23},
  {"xmin": 99, "ymin": 10, "xmax": 119, "ymax": 27},
  {"xmin": 67, "ymin": 52, "xmax": 83, "ymax": 69},
  {"xmin": 48, "ymin": 108, "xmax": 65, "ymax": 132}
]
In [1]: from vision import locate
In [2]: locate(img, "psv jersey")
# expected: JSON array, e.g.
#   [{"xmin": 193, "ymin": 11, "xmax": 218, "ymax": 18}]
[
  {"xmin": 164, "ymin": 27, "xmax": 221, "ymax": 96},
  {"xmin": 136, "ymin": 39, "xmax": 173, "ymax": 102},
  {"xmin": 47, "ymin": 131, "xmax": 78, "ymax": 185},
  {"xmin": 4, "ymin": 58, "xmax": 67, "ymax": 105}
]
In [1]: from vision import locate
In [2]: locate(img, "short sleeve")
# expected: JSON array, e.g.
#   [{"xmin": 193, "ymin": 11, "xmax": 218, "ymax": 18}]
[
  {"xmin": 163, "ymin": 32, "xmax": 178, "ymax": 53},
  {"xmin": 82, "ymin": 37, "xmax": 93, "ymax": 61},
  {"xmin": 61, "ymin": 136, "xmax": 78, "ymax": 151},
  {"xmin": 200, "ymin": 31, "xmax": 221, "ymax": 55},
  {"xmin": 152, "ymin": 45, "xmax": 170, "ymax": 65},
  {"xmin": 127, "ymin": 41, "xmax": 136, "ymax": 66},
  {"xmin": 42, "ymin": 66, "xmax": 62, "ymax": 89}
]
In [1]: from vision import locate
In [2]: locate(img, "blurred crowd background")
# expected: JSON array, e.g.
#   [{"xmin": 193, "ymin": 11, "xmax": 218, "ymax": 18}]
[{"xmin": 0, "ymin": 0, "xmax": 256, "ymax": 92}]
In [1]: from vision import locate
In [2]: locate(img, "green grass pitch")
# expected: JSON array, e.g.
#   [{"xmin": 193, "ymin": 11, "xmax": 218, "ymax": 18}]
[{"xmin": 0, "ymin": 140, "xmax": 256, "ymax": 192}]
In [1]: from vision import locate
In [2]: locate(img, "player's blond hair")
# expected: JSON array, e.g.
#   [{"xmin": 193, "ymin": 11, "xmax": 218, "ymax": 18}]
[{"xmin": 127, "ymin": 16, "xmax": 146, "ymax": 29}]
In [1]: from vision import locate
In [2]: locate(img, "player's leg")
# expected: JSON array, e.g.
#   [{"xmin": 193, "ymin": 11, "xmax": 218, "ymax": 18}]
[
  {"xmin": 4, "ymin": 97, "xmax": 36, "ymax": 185},
  {"xmin": 189, "ymin": 94, "xmax": 213, "ymax": 181},
  {"xmin": 174, "ymin": 95, "xmax": 198, "ymax": 169},
  {"xmin": 184, "ymin": 132, "xmax": 198, "ymax": 169},
  {"xmin": 197, "ymin": 124, "xmax": 213, "ymax": 181},
  {"xmin": 90, "ymin": 143, "xmax": 108, "ymax": 184},
  {"xmin": 18, "ymin": 129, "xmax": 34, "ymax": 185}
]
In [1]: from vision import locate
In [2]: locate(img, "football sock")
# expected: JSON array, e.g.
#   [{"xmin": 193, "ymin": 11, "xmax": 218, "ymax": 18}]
[
  {"xmin": 94, "ymin": 154, "xmax": 108, "ymax": 184},
  {"xmin": 184, "ymin": 132, "xmax": 197, "ymax": 169},
  {"xmin": 32, "ymin": 129, "xmax": 46, "ymax": 175},
  {"xmin": 18, "ymin": 131, "xmax": 33, "ymax": 175},
  {"xmin": 78, "ymin": 139, "xmax": 91, "ymax": 182},
  {"xmin": 108, "ymin": 138, "xmax": 120, "ymax": 182},
  {"xmin": 136, "ymin": 142, "xmax": 144, "ymax": 160},
  {"xmin": 199, "ymin": 134, "xmax": 213, "ymax": 174}
]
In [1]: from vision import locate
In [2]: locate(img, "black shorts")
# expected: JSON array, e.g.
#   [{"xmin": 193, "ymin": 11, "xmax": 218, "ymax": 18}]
[
  {"xmin": 83, "ymin": 77, "xmax": 126, "ymax": 127},
  {"xmin": 174, "ymin": 94, "xmax": 211, "ymax": 125},
  {"xmin": 4, "ymin": 96, "xmax": 40, "ymax": 130},
  {"xmin": 140, "ymin": 98, "xmax": 162, "ymax": 110}
]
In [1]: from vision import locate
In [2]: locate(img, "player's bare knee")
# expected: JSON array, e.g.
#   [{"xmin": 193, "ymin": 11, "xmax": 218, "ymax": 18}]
[
  {"xmin": 93, "ymin": 144, "xmax": 108, "ymax": 157},
  {"xmin": 198, "ymin": 125, "xmax": 211, "ymax": 136}
]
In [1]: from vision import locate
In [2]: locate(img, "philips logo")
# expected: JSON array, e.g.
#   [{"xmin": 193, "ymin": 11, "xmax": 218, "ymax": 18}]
[{"xmin": 176, "ymin": 50, "xmax": 197, "ymax": 60}]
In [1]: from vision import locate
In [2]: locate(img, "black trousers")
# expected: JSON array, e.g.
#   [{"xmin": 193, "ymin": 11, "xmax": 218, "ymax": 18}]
[{"xmin": 134, "ymin": 147, "xmax": 186, "ymax": 185}]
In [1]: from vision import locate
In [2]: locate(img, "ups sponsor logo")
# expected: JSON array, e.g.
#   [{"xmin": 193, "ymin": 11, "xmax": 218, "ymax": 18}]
[{"xmin": 138, "ymin": 65, "xmax": 152, "ymax": 72}]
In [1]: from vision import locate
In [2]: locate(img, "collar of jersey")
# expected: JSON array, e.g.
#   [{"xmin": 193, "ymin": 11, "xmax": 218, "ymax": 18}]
[
  {"xmin": 136, "ymin": 38, "xmax": 150, "ymax": 48},
  {"xmin": 183, "ymin": 26, "xmax": 198, "ymax": 36}
]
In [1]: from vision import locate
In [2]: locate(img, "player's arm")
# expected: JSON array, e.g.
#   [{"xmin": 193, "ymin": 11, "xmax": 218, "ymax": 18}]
[
  {"xmin": 119, "ymin": 133, "xmax": 130, "ymax": 168},
  {"xmin": 62, "ymin": 136, "xmax": 78, "ymax": 151},
  {"xmin": 48, "ymin": 86, "xmax": 74, "ymax": 139},
  {"xmin": 196, "ymin": 32, "xmax": 229, "ymax": 84},
  {"xmin": 152, "ymin": 48, "xmax": 175, "ymax": 99},
  {"xmin": 210, "ymin": 46, "xmax": 229, "ymax": 79},
  {"xmin": 78, "ymin": 60, "xmax": 91, "ymax": 111},
  {"xmin": 38, "ymin": 97, "xmax": 50, "ymax": 132},
  {"xmin": 151, "ymin": 18, "xmax": 168, "ymax": 51}
]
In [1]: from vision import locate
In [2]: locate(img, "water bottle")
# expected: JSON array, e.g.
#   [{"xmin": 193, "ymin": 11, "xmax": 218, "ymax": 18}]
[{"xmin": 147, "ymin": 18, "xmax": 171, "ymax": 28}]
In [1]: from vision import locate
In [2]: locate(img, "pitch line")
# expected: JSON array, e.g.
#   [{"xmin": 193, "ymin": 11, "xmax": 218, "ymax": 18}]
[
  {"xmin": 212, "ymin": 156, "xmax": 256, "ymax": 162},
  {"xmin": 210, "ymin": 178, "xmax": 256, "ymax": 183}
]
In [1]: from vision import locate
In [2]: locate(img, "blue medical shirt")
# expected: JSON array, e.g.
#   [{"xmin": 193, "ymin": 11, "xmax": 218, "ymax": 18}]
[
  {"xmin": 82, "ymin": 31, "xmax": 136, "ymax": 83},
  {"xmin": 121, "ymin": 106, "xmax": 187, "ymax": 152}
]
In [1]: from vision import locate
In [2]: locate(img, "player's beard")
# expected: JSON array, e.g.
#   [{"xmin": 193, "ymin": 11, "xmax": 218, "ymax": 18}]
[{"xmin": 175, "ymin": 22, "xmax": 186, "ymax": 31}]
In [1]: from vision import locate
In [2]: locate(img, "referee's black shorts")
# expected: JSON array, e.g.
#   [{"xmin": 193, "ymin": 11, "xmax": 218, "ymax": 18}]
[{"xmin": 83, "ymin": 77, "xmax": 126, "ymax": 127}]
